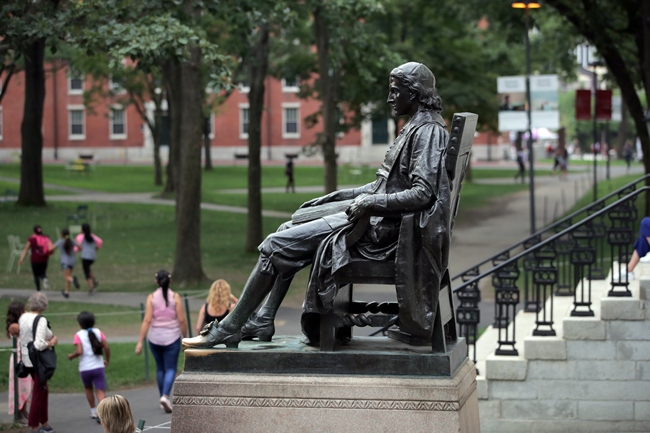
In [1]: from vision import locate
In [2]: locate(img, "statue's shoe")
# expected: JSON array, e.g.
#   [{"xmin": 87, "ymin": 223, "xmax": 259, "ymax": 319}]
[
  {"xmin": 182, "ymin": 322, "xmax": 241, "ymax": 348},
  {"xmin": 241, "ymin": 314, "xmax": 275, "ymax": 342}
]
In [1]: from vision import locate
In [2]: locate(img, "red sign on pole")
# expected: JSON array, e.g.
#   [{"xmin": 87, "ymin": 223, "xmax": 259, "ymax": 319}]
[
  {"xmin": 596, "ymin": 89, "xmax": 612, "ymax": 121},
  {"xmin": 575, "ymin": 89, "xmax": 591, "ymax": 120}
]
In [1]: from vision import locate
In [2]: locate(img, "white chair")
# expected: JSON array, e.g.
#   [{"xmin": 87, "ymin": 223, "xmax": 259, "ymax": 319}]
[{"xmin": 6, "ymin": 235, "xmax": 23, "ymax": 273}]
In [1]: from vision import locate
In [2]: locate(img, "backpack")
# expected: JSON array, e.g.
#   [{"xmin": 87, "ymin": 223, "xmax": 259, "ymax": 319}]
[
  {"xmin": 31, "ymin": 235, "xmax": 52, "ymax": 261},
  {"xmin": 27, "ymin": 315, "xmax": 57, "ymax": 388}
]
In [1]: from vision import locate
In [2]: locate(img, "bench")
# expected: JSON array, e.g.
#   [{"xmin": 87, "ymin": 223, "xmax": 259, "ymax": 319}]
[
  {"xmin": 0, "ymin": 189, "xmax": 18, "ymax": 206},
  {"xmin": 66, "ymin": 159, "xmax": 94, "ymax": 175}
]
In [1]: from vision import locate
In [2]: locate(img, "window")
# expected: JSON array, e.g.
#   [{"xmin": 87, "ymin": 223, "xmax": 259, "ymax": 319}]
[
  {"xmin": 68, "ymin": 70, "xmax": 84, "ymax": 95},
  {"xmin": 239, "ymin": 104, "xmax": 249, "ymax": 138},
  {"xmin": 282, "ymin": 103, "xmax": 300, "ymax": 139},
  {"xmin": 68, "ymin": 106, "xmax": 85, "ymax": 139},
  {"xmin": 239, "ymin": 81, "xmax": 250, "ymax": 94},
  {"xmin": 282, "ymin": 77, "xmax": 299, "ymax": 92},
  {"xmin": 108, "ymin": 76, "xmax": 126, "ymax": 95},
  {"xmin": 110, "ymin": 106, "xmax": 127, "ymax": 139}
]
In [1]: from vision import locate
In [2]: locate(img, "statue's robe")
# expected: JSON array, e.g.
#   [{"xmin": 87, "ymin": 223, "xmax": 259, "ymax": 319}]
[{"xmin": 301, "ymin": 109, "xmax": 452, "ymax": 340}]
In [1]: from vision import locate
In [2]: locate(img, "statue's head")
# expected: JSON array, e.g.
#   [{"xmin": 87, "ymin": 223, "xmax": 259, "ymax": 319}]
[{"xmin": 389, "ymin": 62, "xmax": 442, "ymax": 113}]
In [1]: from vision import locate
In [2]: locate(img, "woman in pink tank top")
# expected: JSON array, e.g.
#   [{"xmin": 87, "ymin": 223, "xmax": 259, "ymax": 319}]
[{"xmin": 135, "ymin": 270, "xmax": 187, "ymax": 413}]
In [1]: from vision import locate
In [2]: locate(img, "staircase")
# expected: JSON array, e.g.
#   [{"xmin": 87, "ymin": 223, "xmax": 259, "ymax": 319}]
[{"xmin": 476, "ymin": 264, "xmax": 650, "ymax": 432}]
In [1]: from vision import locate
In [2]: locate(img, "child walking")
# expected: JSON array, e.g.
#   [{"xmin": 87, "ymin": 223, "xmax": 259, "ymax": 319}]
[
  {"xmin": 68, "ymin": 311, "xmax": 111, "ymax": 423},
  {"xmin": 53, "ymin": 228, "xmax": 80, "ymax": 298},
  {"xmin": 75, "ymin": 223, "xmax": 103, "ymax": 295}
]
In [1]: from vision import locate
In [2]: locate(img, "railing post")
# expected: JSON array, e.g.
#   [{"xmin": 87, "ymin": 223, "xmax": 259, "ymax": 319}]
[
  {"xmin": 493, "ymin": 260, "xmax": 520, "ymax": 356},
  {"xmin": 570, "ymin": 223, "xmax": 596, "ymax": 317},
  {"xmin": 455, "ymin": 267, "xmax": 481, "ymax": 367},
  {"xmin": 184, "ymin": 293, "xmax": 193, "ymax": 338},
  {"xmin": 532, "ymin": 242, "xmax": 557, "ymax": 336},
  {"xmin": 607, "ymin": 190, "xmax": 637, "ymax": 297},
  {"xmin": 523, "ymin": 235, "xmax": 542, "ymax": 312},
  {"xmin": 554, "ymin": 219, "xmax": 575, "ymax": 296},
  {"xmin": 140, "ymin": 302, "xmax": 150, "ymax": 382},
  {"xmin": 588, "ymin": 201, "xmax": 607, "ymax": 280}
]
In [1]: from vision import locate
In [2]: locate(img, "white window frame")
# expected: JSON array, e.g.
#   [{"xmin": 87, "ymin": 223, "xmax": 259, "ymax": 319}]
[
  {"xmin": 108, "ymin": 76, "xmax": 127, "ymax": 95},
  {"xmin": 109, "ymin": 105, "xmax": 127, "ymax": 140},
  {"xmin": 68, "ymin": 104, "xmax": 86, "ymax": 140},
  {"xmin": 68, "ymin": 70, "xmax": 84, "ymax": 95},
  {"xmin": 239, "ymin": 82, "xmax": 250, "ymax": 94},
  {"xmin": 281, "ymin": 77, "xmax": 299, "ymax": 93},
  {"xmin": 282, "ymin": 103, "xmax": 300, "ymax": 139},
  {"xmin": 239, "ymin": 104, "xmax": 250, "ymax": 139}
]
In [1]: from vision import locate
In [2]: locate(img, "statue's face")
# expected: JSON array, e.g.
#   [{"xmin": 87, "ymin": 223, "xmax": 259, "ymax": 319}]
[{"xmin": 387, "ymin": 77, "xmax": 414, "ymax": 117}]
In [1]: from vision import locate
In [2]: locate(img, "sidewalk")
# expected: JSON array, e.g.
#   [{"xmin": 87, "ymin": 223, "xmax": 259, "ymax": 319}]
[{"xmin": 0, "ymin": 162, "xmax": 642, "ymax": 431}]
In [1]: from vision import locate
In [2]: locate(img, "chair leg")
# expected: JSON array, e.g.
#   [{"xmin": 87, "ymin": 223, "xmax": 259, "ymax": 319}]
[{"xmin": 319, "ymin": 313, "xmax": 337, "ymax": 351}]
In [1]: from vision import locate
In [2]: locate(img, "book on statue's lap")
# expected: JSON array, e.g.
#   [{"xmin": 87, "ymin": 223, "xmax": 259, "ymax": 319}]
[{"xmin": 291, "ymin": 199, "xmax": 353, "ymax": 224}]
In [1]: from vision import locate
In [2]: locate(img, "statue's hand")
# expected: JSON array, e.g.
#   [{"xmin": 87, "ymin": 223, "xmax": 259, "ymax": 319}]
[
  {"xmin": 299, "ymin": 191, "xmax": 339, "ymax": 209},
  {"xmin": 346, "ymin": 194, "xmax": 374, "ymax": 221}
]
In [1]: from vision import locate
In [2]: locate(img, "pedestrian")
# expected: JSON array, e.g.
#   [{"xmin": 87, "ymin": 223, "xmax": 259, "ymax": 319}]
[
  {"xmin": 6, "ymin": 301, "xmax": 32, "ymax": 425},
  {"xmin": 623, "ymin": 217, "xmax": 650, "ymax": 280},
  {"xmin": 53, "ymin": 228, "xmax": 81, "ymax": 299},
  {"xmin": 135, "ymin": 270, "xmax": 188, "ymax": 413},
  {"xmin": 96, "ymin": 394, "xmax": 135, "ymax": 433},
  {"xmin": 624, "ymin": 140, "xmax": 634, "ymax": 172},
  {"xmin": 75, "ymin": 223, "xmax": 103, "ymax": 295},
  {"xmin": 68, "ymin": 311, "xmax": 111, "ymax": 424},
  {"xmin": 18, "ymin": 226, "xmax": 54, "ymax": 291},
  {"xmin": 285, "ymin": 157, "xmax": 295, "ymax": 193},
  {"xmin": 514, "ymin": 146, "xmax": 526, "ymax": 183},
  {"xmin": 195, "ymin": 279, "xmax": 239, "ymax": 334},
  {"xmin": 19, "ymin": 292, "xmax": 58, "ymax": 433}
]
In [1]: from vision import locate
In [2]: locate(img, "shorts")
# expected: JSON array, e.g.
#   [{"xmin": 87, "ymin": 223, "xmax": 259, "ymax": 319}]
[
  {"xmin": 80, "ymin": 367, "xmax": 106, "ymax": 390},
  {"xmin": 61, "ymin": 264, "xmax": 74, "ymax": 271},
  {"xmin": 82, "ymin": 259, "xmax": 94, "ymax": 279}
]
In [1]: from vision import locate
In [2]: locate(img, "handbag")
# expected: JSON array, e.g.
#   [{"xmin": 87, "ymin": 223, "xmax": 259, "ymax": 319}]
[
  {"xmin": 15, "ymin": 345, "xmax": 29, "ymax": 379},
  {"xmin": 27, "ymin": 315, "xmax": 57, "ymax": 388}
]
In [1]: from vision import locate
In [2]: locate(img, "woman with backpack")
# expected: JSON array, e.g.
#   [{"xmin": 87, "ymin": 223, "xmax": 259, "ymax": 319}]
[
  {"xmin": 18, "ymin": 226, "xmax": 54, "ymax": 292},
  {"xmin": 18, "ymin": 292, "xmax": 58, "ymax": 433}
]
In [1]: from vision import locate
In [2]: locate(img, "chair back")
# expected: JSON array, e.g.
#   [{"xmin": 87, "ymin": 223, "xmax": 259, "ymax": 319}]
[
  {"xmin": 446, "ymin": 113, "xmax": 478, "ymax": 229},
  {"xmin": 7, "ymin": 235, "xmax": 22, "ymax": 252}
]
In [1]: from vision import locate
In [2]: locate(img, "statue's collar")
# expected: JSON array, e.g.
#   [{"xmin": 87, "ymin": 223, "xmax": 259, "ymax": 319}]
[{"xmin": 398, "ymin": 110, "xmax": 446, "ymax": 137}]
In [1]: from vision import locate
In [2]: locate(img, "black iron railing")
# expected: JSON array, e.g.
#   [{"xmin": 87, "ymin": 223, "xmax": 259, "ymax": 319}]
[{"xmin": 454, "ymin": 182, "xmax": 647, "ymax": 363}]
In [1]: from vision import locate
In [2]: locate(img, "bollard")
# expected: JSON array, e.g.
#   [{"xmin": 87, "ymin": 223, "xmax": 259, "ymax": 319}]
[
  {"xmin": 140, "ymin": 303, "xmax": 150, "ymax": 383},
  {"xmin": 12, "ymin": 337, "xmax": 19, "ymax": 422},
  {"xmin": 184, "ymin": 293, "xmax": 193, "ymax": 338}
]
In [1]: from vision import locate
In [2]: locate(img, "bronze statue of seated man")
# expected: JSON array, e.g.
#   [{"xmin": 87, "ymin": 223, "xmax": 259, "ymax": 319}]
[{"xmin": 183, "ymin": 62, "xmax": 452, "ymax": 349}]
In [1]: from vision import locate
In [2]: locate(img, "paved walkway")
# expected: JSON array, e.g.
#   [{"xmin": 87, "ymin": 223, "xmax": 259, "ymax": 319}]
[{"xmin": 0, "ymin": 160, "xmax": 643, "ymax": 431}]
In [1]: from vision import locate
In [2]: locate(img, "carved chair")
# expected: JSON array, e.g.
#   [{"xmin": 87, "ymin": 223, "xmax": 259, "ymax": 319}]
[{"xmin": 319, "ymin": 112, "xmax": 478, "ymax": 352}]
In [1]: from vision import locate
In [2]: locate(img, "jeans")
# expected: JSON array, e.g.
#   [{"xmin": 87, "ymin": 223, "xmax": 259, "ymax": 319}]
[{"xmin": 148, "ymin": 338, "xmax": 181, "ymax": 397}]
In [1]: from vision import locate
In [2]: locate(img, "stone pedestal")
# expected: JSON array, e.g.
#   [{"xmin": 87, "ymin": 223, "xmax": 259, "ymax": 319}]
[{"xmin": 171, "ymin": 336, "xmax": 479, "ymax": 433}]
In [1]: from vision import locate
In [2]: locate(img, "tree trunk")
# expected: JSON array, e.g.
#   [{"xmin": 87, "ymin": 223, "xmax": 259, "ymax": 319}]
[
  {"xmin": 153, "ymin": 105, "xmax": 163, "ymax": 186},
  {"xmin": 170, "ymin": 46, "xmax": 208, "ymax": 286},
  {"xmin": 314, "ymin": 6, "xmax": 340, "ymax": 193},
  {"xmin": 245, "ymin": 24, "xmax": 270, "ymax": 253},
  {"xmin": 18, "ymin": 39, "xmax": 46, "ymax": 207},
  {"xmin": 162, "ymin": 60, "xmax": 180, "ymax": 198},
  {"xmin": 203, "ymin": 116, "xmax": 213, "ymax": 171}
]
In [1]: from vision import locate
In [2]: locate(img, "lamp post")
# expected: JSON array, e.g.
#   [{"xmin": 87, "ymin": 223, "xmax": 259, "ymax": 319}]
[
  {"xmin": 512, "ymin": 0, "xmax": 540, "ymax": 234},
  {"xmin": 589, "ymin": 60, "xmax": 604, "ymax": 202}
]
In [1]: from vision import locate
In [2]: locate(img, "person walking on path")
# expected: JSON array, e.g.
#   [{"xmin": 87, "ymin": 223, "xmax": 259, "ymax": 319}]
[
  {"xmin": 285, "ymin": 157, "xmax": 295, "ymax": 193},
  {"xmin": 53, "ymin": 228, "xmax": 81, "ymax": 299},
  {"xmin": 67, "ymin": 311, "xmax": 111, "ymax": 424},
  {"xmin": 135, "ymin": 270, "xmax": 187, "ymax": 414},
  {"xmin": 6, "ymin": 301, "xmax": 31, "ymax": 425},
  {"xmin": 75, "ymin": 224, "xmax": 103, "ymax": 295},
  {"xmin": 514, "ymin": 146, "xmax": 526, "ymax": 183},
  {"xmin": 194, "ymin": 279, "xmax": 238, "ymax": 334},
  {"xmin": 18, "ymin": 226, "xmax": 54, "ymax": 292},
  {"xmin": 19, "ymin": 292, "xmax": 58, "ymax": 433}
]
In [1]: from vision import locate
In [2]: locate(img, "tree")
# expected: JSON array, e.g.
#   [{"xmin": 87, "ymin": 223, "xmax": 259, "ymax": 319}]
[{"xmin": 0, "ymin": 0, "xmax": 74, "ymax": 206}]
